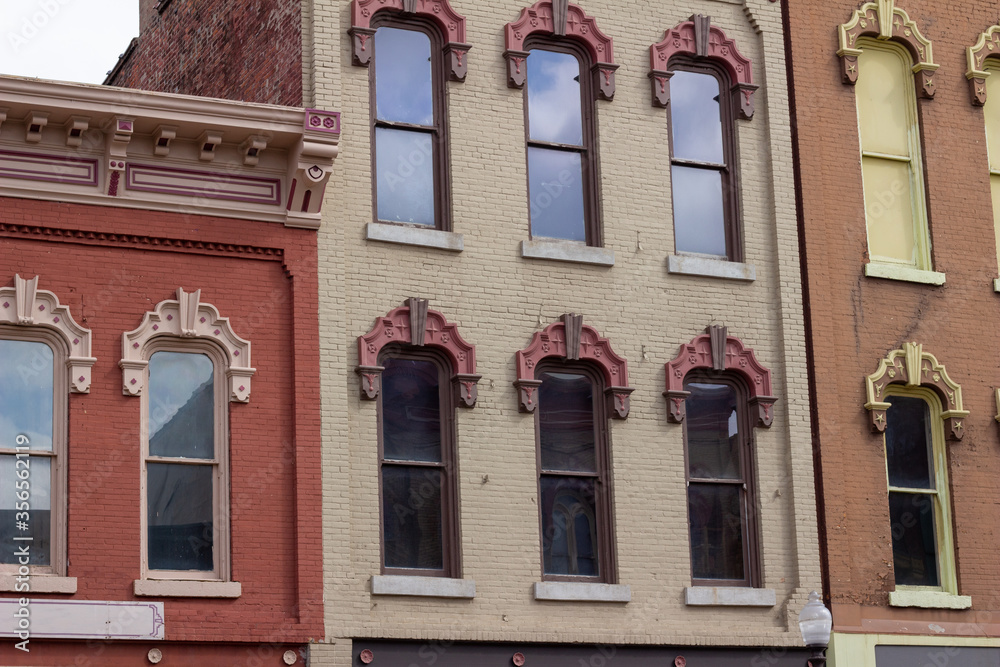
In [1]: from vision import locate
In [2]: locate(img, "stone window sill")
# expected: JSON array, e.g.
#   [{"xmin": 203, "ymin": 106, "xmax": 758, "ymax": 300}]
[
  {"xmin": 993, "ymin": 278, "xmax": 1000, "ymax": 293},
  {"xmin": 366, "ymin": 222, "xmax": 464, "ymax": 252},
  {"xmin": 684, "ymin": 586, "xmax": 776, "ymax": 607},
  {"xmin": 864, "ymin": 262, "xmax": 945, "ymax": 285},
  {"xmin": 889, "ymin": 589, "xmax": 971, "ymax": 609},
  {"xmin": 371, "ymin": 575, "xmax": 475, "ymax": 599},
  {"xmin": 0, "ymin": 574, "xmax": 77, "ymax": 594},
  {"xmin": 667, "ymin": 254, "xmax": 756, "ymax": 281},
  {"xmin": 533, "ymin": 581, "xmax": 631, "ymax": 602},
  {"xmin": 521, "ymin": 239, "xmax": 615, "ymax": 266},
  {"xmin": 133, "ymin": 579, "xmax": 241, "ymax": 598}
]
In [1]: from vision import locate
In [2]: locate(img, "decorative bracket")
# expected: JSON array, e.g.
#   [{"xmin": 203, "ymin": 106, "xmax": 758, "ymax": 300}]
[
  {"xmin": 286, "ymin": 109, "xmax": 341, "ymax": 229},
  {"xmin": 966, "ymin": 25, "xmax": 1000, "ymax": 106},
  {"xmin": 121, "ymin": 288, "xmax": 255, "ymax": 402},
  {"xmin": 664, "ymin": 325, "xmax": 777, "ymax": 427},
  {"xmin": 65, "ymin": 116, "xmax": 89, "ymax": 148},
  {"xmin": 357, "ymin": 298, "xmax": 480, "ymax": 407},
  {"xmin": 504, "ymin": 1, "xmax": 619, "ymax": 101},
  {"xmin": 105, "ymin": 116, "xmax": 134, "ymax": 197},
  {"xmin": 865, "ymin": 342, "xmax": 968, "ymax": 440},
  {"xmin": 349, "ymin": 0, "xmax": 471, "ymax": 82},
  {"xmin": 515, "ymin": 314, "xmax": 632, "ymax": 419},
  {"xmin": 837, "ymin": 1, "xmax": 938, "ymax": 99},
  {"xmin": 649, "ymin": 15, "xmax": 758, "ymax": 119},
  {"xmin": 0, "ymin": 274, "xmax": 96, "ymax": 393}
]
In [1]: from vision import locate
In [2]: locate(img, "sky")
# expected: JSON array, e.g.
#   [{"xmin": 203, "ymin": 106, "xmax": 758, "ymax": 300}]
[{"xmin": 0, "ymin": 0, "xmax": 139, "ymax": 85}]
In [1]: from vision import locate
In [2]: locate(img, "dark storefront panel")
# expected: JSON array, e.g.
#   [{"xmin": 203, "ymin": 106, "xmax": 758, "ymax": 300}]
[{"xmin": 876, "ymin": 645, "xmax": 1000, "ymax": 667}]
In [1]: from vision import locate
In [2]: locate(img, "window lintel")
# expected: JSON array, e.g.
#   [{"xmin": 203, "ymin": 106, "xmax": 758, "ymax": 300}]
[{"xmin": 967, "ymin": 25, "xmax": 1000, "ymax": 105}]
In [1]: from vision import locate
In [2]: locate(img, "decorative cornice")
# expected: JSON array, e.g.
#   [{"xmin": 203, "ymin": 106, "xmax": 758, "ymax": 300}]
[
  {"xmin": 837, "ymin": 1, "xmax": 937, "ymax": 99},
  {"xmin": 503, "ymin": 1, "xmax": 619, "ymax": 101},
  {"xmin": 0, "ymin": 274, "xmax": 96, "ymax": 393},
  {"xmin": 967, "ymin": 25, "xmax": 1000, "ymax": 106},
  {"xmin": 121, "ymin": 288, "xmax": 255, "ymax": 402},
  {"xmin": 649, "ymin": 15, "xmax": 758, "ymax": 120},
  {"xmin": 514, "ymin": 315, "xmax": 632, "ymax": 419},
  {"xmin": 865, "ymin": 343, "xmax": 968, "ymax": 440}
]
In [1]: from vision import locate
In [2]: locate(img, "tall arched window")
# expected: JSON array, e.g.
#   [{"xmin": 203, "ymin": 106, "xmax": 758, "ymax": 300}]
[{"xmin": 967, "ymin": 26, "xmax": 1000, "ymax": 289}]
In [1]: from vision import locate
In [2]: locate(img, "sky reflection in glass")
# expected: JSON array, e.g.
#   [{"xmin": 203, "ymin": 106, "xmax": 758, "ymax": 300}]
[
  {"xmin": 148, "ymin": 351, "xmax": 214, "ymax": 460},
  {"xmin": 528, "ymin": 147, "xmax": 585, "ymax": 241},
  {"xmin": 672, "ymin": 165, "xmax": 726, "ymax": 256},
  {"xmin": 0, "ymin": 339, "xmax": 53, "ymax": 451},
  {"xmin": 375, "ymin": 27, "xmax": 434, "ymax": 126},
  {"xmin": 376, "ymin": 127, "xmax": 436, "ymax": 225},
  {"xmin": 670, "ymin": 70, "xmax": 724, "ymax": 164},
  {"xmin": 527, "ymin": 49, "xmax": 583, "ymax": 146}
]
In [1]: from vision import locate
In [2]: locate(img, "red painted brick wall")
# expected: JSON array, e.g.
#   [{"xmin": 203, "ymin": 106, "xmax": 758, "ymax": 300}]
[{"xmin": 106, "ymin": 0, "xmax": 302, "ymax": 106}]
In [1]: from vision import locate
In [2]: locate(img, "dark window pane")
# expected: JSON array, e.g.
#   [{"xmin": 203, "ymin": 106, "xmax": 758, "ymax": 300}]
[
  {"xmin": 885, "ymin": 396, "xmax": 934, "ymax": 489},
  {"xmin": 148, "ymin": 351, "xmax": 214, "ymax": 460},
  {"xmin": 672, "ymin": 165, "xmax": 726, "ymax": 256},
  {"xmin": 539, "ymin": 371, "xmax": 595, "ymax": 473},
  {"xmin": 670, "ymin": 70, "xmax": 725, "ymax": 164},
  {"xmin": 527, "ymin": 49, "xmax": 583, "ymax": 146},
  {"xmin": 688, "ymin": 483, "xmax": 745, "ymax": 581},
  {"xmin": 374, "ymin": 27, "xmax": 434, "ymax": 126},
  {"xmin": 381, "ymin": 358, "xmax": 442, "ymax": 462},
  {"xmin": 0, "ymin": 455, "xmax": 51, "ymax": 566},
  {"xmin": 541, "ymin": 476, "xmax": 598, "ymax": 577},
  {"xmin": 147, "ymin": 463, "xmax": 214, "ymax": 571},
  {"xmin": 0, "ymin": 339, "xmax": 54, "ymax": 451},
  {"xmin": 528, "ymin": 147, "xmax": 585, "ymax": 241},
  {"xmin": 382, "ymin": 465, "xmax": 443, "ymax": 570},
  {"xmin": 889, "ymin": 491, "xmax": 939, "ymax": 587},
  {"xmin": 375, "ymin": 127, "xmax": 436, "ymax": 225},
  {"xmin": 685, "ymin": 382, "xmax": 740, "ymax": 480}
]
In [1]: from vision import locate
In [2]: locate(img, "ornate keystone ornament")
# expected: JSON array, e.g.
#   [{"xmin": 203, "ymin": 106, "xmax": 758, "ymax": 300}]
[
  {"xmin": 515, "ymin": 314, "xmax": 633, "ymax": 418},
  {"xmin": 865, "ymin": 342, "xmax": 968, "ymax": 440},
  {"xmin": 966, "ymin": 25, "xmax": 1000, "ymax": 106},
  {"xmin": 357, "ymin": 298, "xmax": 480, "ymax": 407},
  {"xmin": 664, "ymin": 325, "xmax": 777, "ymax": 427},
  {"xmin": 837, "ymin": 0, "xmax": 938, "ymax": 98}
]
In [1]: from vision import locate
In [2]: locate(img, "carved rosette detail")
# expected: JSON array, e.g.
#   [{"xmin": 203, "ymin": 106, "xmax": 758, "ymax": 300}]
[
  {"xmin": 120, "ymin": 288, "xmax": 255, "ymax": 402},
  {"xmin": 649, "ymin": 15, "xmax": 758, "ymax": 120},
  {"xmin": 503, "ymin": 1, "xmax": 619, "ymax": 101},
  {"xmin": 664, "ymin": 326, "xmax": 777, "ymax": 428},
  {"xmin": 837, "ymin": 1, "xmax": 938, "ymax": 99},
  {"xmin": 966, "ymin": 25, "xmax": 1000, "ymax": 106},
  {"xmin": 0, "ymin": 274, "xmax": 96, "ymax": 393},
  {"xmin": 349, "ymin": 0, "xmax": 471, "ymax": 81},
  {"xmin": 357, "ymin": 299, "xmax": 480, "ymax": 407},
  {"xmin": 515, "ymin": 316, "xmax": 632, "ymax": 419},
  {"xmin": 865, "ymin": 342, "xmax": 968, "ymax": 441}
]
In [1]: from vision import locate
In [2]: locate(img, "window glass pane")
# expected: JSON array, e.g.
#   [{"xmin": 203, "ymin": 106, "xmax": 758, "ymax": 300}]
[
  {"xmin": 862, "ymin": 156, "xmax": 916, "ymax": 264},
  {"xmin": 539, "ymin": 371, "xmax": 595, "ymax": 473},
  {"xmin": 149, "ymin": 351, "xmax": 214, "ymax": 460},
  {"xmin": 375, "ymin": 127, "xmax": 436, "ymax": 226},
  {"xmin": 670, "ymin": 70, "xmax": 724, "ymax": 164},
  {"xmin": 374, "ymin": 27, "xmax": 434, "ymax": 126},
  {"xmin": 382, "ymin": 465, "xmax": 443, "ymax": 570},
  {"xmin": 986, "ymin": 63, "xmax": 1000, "ymax": 172},
  {"xmin": 528, "ymin": 147, "xmax": 585, "ymax": 241},
  {"xmin": 688, "ymin": 483, "xmax": 744, "ymax": 581},
  {"xmin": 885, "ymin": 395, "xmax": 934, "ymax": 489},
  {"xmin": 0, "ymin": 455, "xmax": 51, "ymax": 566},
  {"xmin": 672, "ymin": 165, "xmax": 726, "ymax": 256},
  {"xmin": 857, "ymin": 45, "xmax": 911, "ymax": 157},
  {"xmin": 381, "ymin": 357, "xmax": 442, "ymax": 462},
  {"xmin": 527, "ymin": 49, "xmax": 583, "ymax": 146},
  {"xmin": 0, "ymin": 339, "xmax": 53, "ymax": 451},
  {"xmin": 147, "ymin": 462, "xmax": 214, "ymax": 571},
  {"xmin": 685, "ymin": 382, "xmax": 741, "ymax": 480},
  {"xmin": 888, "ymin": 490, "xmax": 939, "ymax": 587},
  {"xmin": 540, "ymin": 476, "xmax": 598, "ymax": 577}
]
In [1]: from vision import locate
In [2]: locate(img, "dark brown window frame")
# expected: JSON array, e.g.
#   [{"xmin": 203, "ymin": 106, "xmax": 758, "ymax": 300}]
[
  {"xmin": 368, "ymin": 15, "xmax": 453, "ymax": 232},
  {"xmin": 681, "ymin": 370, "xmax": 760, "ymax": 588},
  {"xmin": 376, "ymin": 344, "xmax": 461, "ymax": 578},
  {"xmin": 521, "ymin": 36, "xmax": 602, "ymax": 247},
  {"xmin": 534, "ymin": 359, "xmax": 616, "ymax": 583}
]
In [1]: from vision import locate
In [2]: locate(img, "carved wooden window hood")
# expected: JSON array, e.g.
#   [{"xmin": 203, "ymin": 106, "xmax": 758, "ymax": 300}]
[{"xmin": 967, "ymin": 25, "xmax": 1000, "ymax": 105}]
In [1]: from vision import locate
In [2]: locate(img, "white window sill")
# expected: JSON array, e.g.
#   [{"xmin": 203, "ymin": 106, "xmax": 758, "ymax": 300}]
[
  {"xmin": 366, "ymin": 222, "xmax": 464, "ymax": 252},
  {"xmin": 371, "ymin": 575, "xmax": 475, "ymax": 599},
  {"xmin": 667, "ymin": 254, "xmax": 756, "ymax": 281},
  {"xmin": 133, "ymin": 579, "xmax": 241, "ymax": 598},
  {"xmin": 864, "ymin": 262, "xmax": 945, "ymax": 285},
  {"xmin": 533, "ymin": 581, "xmax": 631, "ymax": 602},
  {"xmin": 521, "ymin": 239, "xmax": 615, "ymax": 266},
  {"xmin": 0, "ymin": 574, "xmax": 77, "ymax": 594},
  {"xmin": 889, "ymin": 590, "xmax": 971, "ymax": 609},
  {"xmin": 993, "ymin": 278, "xmax": 1000, "ymax": 293},
  {"xmin": 684, "ymin": 586, "xmax": 776, "ymax": 607}
]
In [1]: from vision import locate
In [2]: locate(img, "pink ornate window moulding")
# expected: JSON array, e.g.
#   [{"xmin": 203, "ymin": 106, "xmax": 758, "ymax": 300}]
[
  {"xmin": 503, "ymin": 0, "xmax": 619, "ymax": 101},
  {"xmin": 514, "ymin": 314, "xmax": 633, "ymax": 419},
  {"xmin": 664, "ymin": 326, "xmax": 776, "ymax": 427},
  {"xmin": 650, "ymin": 14, "xmax": 758, "ymax": 120},
  {"xmin": 967, "ymin": 25, "xmax": 1000, "ymax": 105},
  {"xmin": 357, "ymin": 298, "xmax": 480, "ymax": 407},
  {"xmin": 349, "ymin": 0, "xmax": 471, "ymax": 81}
]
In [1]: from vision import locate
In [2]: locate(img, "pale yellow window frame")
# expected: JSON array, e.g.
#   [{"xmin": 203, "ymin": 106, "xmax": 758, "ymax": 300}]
[{"xmin": 982, "ymin": 60, "xmax": 1000, "ymax": 290}]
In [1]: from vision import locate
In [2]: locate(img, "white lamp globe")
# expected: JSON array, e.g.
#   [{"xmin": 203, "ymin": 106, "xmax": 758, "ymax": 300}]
[{"xmin": 798, "ymin": 591, "xmax": 832, "ymax": 647}]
